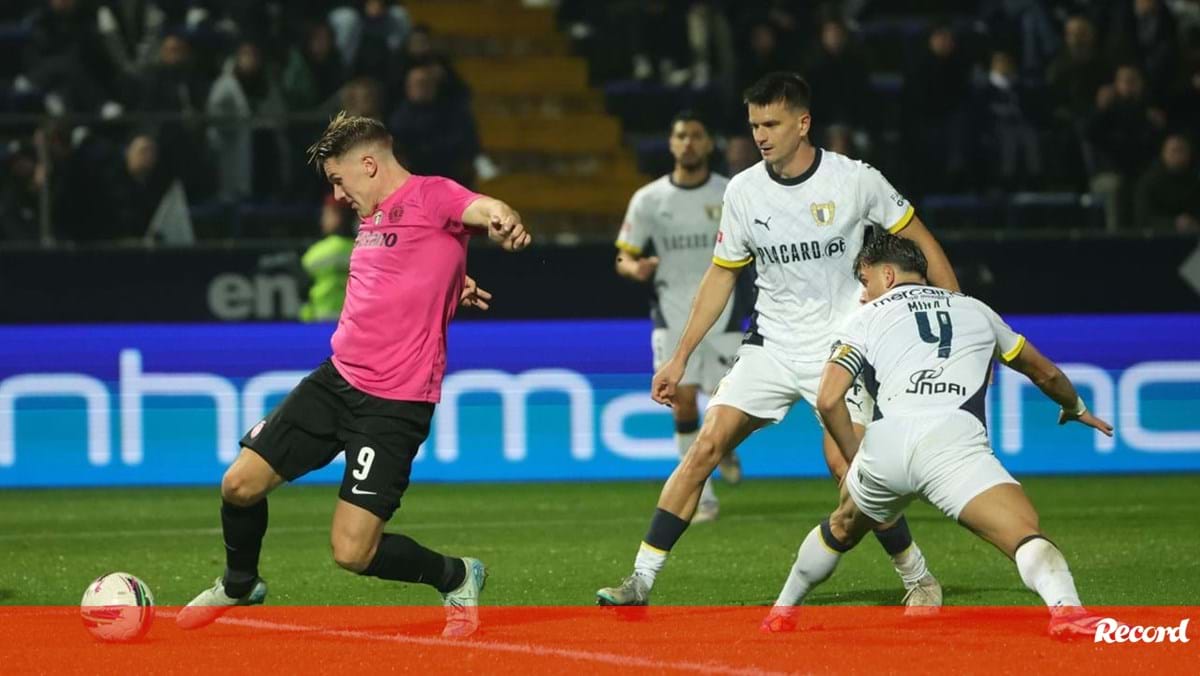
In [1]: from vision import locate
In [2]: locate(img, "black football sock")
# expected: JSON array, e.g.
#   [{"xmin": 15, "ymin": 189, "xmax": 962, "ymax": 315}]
[
  {"xmin": 221, "ymin": 498, "xmax": 268, "ymax": 598},
  {"xmin": 644, "ymin": 508, "xmax": 689, "ymax": 552},
  {"xmin": 361, "ymin": 533, "xmax": 466, "ymax": 594}
]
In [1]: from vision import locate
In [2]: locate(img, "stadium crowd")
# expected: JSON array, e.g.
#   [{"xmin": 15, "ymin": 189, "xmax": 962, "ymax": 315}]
[
  {"xmin": 565, "ymin": 0, "xmax": 1200, "ymax": 232},
  {"xmin": 1, "ymin": 0, "xmax": 1199, "ymax": 244},
  {"xmin": 0, "ymin": 0, "xmax": 479, "ymax": 242}
]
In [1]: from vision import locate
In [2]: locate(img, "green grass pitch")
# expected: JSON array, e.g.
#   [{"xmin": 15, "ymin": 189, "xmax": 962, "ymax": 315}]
[{"xmin": 2, "ymin": 475, "xmax": 1198, "ymax": 606}]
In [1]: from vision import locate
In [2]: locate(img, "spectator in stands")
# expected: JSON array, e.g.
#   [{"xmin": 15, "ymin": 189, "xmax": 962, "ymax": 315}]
[
  {"xmin": 340, "ymin": 76, "xmax": 385, "ymax": 120},
  {"xmin": 735, "ymin": 21, "xmax": 789, "ymax": 100},
  {"xmin": 299, "ymin": 195, "xmax": 355, "ymax": 322},
  {"xmin": 688, "ymin": 2, "xmax": 737, "ymax": 92},
  {"xmin": 822, "ymin": 124, "xmax": 856, "ymax": 158},
  {"xmin": 902, "ymin": 24, "xmax": 973, "ymax": 197},
  {"xmin": 980, "ymin": 50, "xmax": 1044, "ymax": 191},
  {"xmin": 19, "ymin": 0, "xmax": 120, "ymax": 114},
  {"xmin": 206, "ymin": 40, "xmax": 290, "ymax": 201},
  {"xmin": 386, "ymin": 23, "xmax": 470, "ymax": 107},
  {"xmin": 387, "ymin": 60, "xmax": 480, "ymax": 186},
  {"xmin": 0, "ymin": 143, "xmax": 42, "ymax": 243},
  {"xmin": 1134, "ymin": 133, "xmax": 1200, "ymax": 231},
  {"xmin": 1107, "ymin": 0, "xmax": 1179, "ymax": 102},
  {"xmin": 1046, "ymin": 16, "xmax": 1111, "ymax": 121},
  {"xmin": 724, "ymin": 134, "xmax": 758, "ymax": 175},
  {"xmin": 629, "ymin": 0, "xmax": 692, "ymax": 86},
  {"xmin": 97, "ymin": 0, "xmax": 169, "ymax": 80},
  {"xmin": 328, "ymin": 0, "xmax": 412, "ymax": 81},
  {"xmin": 728, "ymin": 0, "xmax": 811, "ymax": 63},
  {"xmin": 1086, "ymin": 64, "xmax": 1167, "ymax": 230},
  {"xmin": 282, "ymin": 21, "xmax": 345, "ymax": 111},
  {"xmin": 137, "ymin": 32, "xmax": 208, "ymax": 112},
  {"xmin": 105, "ymin": 133, "xmax": 174, "ymax": 240},
  {"xmin": 805, "ymin": 18, "xmax": 872, "ymax": 147},
  {"xmin": 134, "ymin": 32, "xmax": 216, "ymax": 202},
  {"xmin": 979, "ymin": 0, "xmax": 1059, "ymax": 81}
]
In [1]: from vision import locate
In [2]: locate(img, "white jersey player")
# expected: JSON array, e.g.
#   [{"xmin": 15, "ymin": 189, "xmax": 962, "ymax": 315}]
[
  {"xmin": 615, "ymin": 111, "xmax": 750, "ymax": 523},
  {"xmin": 763, "ymin": 234, "xmax": 1114, "ymax": 638},
  {"xmin": 598, "ymin": 72, "xmax": 959, "ymax": 608}
]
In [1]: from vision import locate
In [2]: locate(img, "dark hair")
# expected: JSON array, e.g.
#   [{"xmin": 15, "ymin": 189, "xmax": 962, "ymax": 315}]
[
  {"xmin": 670, "ymin": 109, "xmax": 711, "ymax": 135},
  {"xmin": 854, "ymin": 233, "xmax": 928, "ymax": 278},
  {"xmin": 743, "ymin": 72, "xmax": 812, "ymax": 111},
  {"xmin": 306, "ymin": 110, "xmax": 393, "ymax": 174}
]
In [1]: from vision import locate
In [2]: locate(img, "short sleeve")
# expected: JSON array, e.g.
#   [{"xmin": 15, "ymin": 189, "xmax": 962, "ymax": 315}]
[
  {"xmin": 424, "ymin": 176, "xmax": 481, "ymax": 232},
  {"xmin": 615, "ymin": 188, "xmax": 653, "ymax": 256},
  {"xmin": 712, "ymin": 190, "xmax": 753, "ymax": 269},
  {"xmin": 861, "ymin": 163, "xmax": 915, "ymax": 234},
  {"xmin": 827, "ymin": 309, "xmax": 870, "ymax": 377},
  {"xmin": 973, "ymin": 298, "xmax": 1026, "ymax": 363}
]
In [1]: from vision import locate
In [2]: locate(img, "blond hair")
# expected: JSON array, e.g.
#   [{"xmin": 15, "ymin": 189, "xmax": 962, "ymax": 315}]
[{"xmin": 305, "ymin": 111, "xmax": 392, "ymax": 174}]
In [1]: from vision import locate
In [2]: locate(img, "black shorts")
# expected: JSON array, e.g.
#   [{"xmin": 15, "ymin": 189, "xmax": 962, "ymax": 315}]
[{"xmin": 239, "ymin": 359, "xmax": 433, "ymax": 521}]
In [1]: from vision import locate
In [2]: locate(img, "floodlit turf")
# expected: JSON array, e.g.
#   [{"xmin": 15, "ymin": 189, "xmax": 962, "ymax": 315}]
[{"xmin": 2, "ymin": 475, "xmax": 1198, "ymax": 607}]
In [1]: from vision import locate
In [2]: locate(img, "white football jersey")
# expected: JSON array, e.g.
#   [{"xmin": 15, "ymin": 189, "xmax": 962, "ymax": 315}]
[
  {"xmin": 829, "ymin": 284, "xmax": 1026, "ymax": 424},
  {"xmin": 712, "ymin": 149, "xmax": 914, "ymax": 363},
  {"xmin": 616, "ymin": 173, "xmax": 745, "ymax": 331}
]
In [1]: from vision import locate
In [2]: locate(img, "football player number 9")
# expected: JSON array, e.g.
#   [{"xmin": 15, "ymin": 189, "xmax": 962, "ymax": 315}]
[{"xmin": 353, "ymin": 446, "xmax": 375, "ymax": 480}]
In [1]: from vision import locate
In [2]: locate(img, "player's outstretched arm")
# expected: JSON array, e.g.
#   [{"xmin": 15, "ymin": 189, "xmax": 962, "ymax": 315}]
[
  {"xmin": 461, "ymin": 196, "xmax": 531, "ymax": 251},
  {"xmin": 897, "ymin": 216, "xmax": 960, "ymax": 292},
  {"xmin": 815, "ymin": 362, "xmax": 860, "ymax": 462},
  {"xmin": 650, "ymin": 263, "xmax": 738, "ymax": 405},
  {"xmin": 1005, "ymin": 340, "xmax": 1114, "ymax": 436},
  {"xmin": 614, "ymin": 251, "xmax": 659, "ymax": 283}
]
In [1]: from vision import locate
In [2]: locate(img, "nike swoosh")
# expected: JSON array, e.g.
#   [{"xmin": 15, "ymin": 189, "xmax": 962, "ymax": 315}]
[{"xmin": 350, "ymin": 485, "xmax": 377, "ymax": 496}]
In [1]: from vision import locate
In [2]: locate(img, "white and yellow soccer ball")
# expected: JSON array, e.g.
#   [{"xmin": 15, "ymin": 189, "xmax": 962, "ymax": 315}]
[{"xmin": 80, "ymin": 572, "xmax": 155, "ymax": 642}]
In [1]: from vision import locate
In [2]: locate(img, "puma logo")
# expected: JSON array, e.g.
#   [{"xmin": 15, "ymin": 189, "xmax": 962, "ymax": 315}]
[{"xmin": 754, "ymin": 217, "xmax": 772, "ymax": 230}]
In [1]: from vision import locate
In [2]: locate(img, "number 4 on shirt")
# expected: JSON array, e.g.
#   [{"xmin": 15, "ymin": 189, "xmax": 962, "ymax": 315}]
[{"xmin": 915, "ymin": 311, "xmax": 953, "ymax": 358}]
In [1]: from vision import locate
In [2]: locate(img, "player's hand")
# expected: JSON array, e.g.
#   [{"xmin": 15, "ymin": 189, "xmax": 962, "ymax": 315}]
[
  {"xmin": 487, "ymin": 209, "xmax": 531, "ymax": 251},
  {"xmin": 459, "ymin": 275, "xmax": 492, "ymax": 310},
  {"xmin": 1058, "ymin": 409, "xmax": 1114, "ymax": 437},
  {"xmin": 651, "ymin": 358, "xmax": 686, "ymax": 406},
  {"xmin": 632, "ymin": 256, "xmax": 659, "ymax": 282}
]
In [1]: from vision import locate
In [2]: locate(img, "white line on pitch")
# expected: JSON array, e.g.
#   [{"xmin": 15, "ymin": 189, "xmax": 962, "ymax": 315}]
[{"xmin": 211, "ymin": 614, "xmax": 793, "ymax": 676}]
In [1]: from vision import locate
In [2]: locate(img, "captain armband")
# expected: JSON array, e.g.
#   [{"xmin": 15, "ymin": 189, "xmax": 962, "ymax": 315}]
[{"xmin": 828, "ymin": 342, "xmax": 865, "ymax": 378}]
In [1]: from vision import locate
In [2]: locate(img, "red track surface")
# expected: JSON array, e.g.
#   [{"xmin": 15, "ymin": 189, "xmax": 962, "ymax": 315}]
[{"xmin": 2, "ymin": 606, "xmax": 1196, "ymax": 675}]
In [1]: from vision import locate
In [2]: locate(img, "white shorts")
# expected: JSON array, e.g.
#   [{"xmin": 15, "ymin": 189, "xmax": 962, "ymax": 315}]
[
  {"xmin": 706, "ymin": 343, "xmax": 874, "ymax": 426},
  {"xmin": 845, "ymin": 410, "xmax": 1020, "ymax": 523},
  {"xmin": 653, "ymin": 328, "xmax": 742, "ymax": 393}
]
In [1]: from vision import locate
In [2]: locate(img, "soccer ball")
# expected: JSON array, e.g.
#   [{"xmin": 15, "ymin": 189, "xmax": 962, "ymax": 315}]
[{"xmin": 80, "ymin": 572, "xmax": 155, "ymax": 642}]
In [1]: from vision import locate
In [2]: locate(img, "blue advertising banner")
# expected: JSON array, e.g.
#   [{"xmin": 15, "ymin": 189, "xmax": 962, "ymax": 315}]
[{"xmin": 0, "ymin": 315, "xmax": 1197, "ymax": 488}]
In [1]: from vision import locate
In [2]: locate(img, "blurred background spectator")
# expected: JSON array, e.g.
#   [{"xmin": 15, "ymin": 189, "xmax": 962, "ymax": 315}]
[
  {"xmin": 1135, "ymin": 133, "xmax": 1200, "ymax": 232},
  {"xmin": 299, "ymin": 194, "xmax": 355, "ymax": 322}
]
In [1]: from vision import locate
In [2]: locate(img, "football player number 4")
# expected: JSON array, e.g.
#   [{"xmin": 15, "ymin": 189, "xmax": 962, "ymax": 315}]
[
  {"xmin": 352, "ymin": 446, "xmax": 375, "ymax": 480},
  {"xmin": 915, "ymin": 311, "xmax": 953, "ymax": 358}
]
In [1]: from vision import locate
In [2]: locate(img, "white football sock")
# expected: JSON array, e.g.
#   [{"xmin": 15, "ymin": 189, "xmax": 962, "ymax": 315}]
[
  {"xmin": 634, "ymin": 542, "xmax": 668, "ymax": 588},
  {"xmin": 775, "ymin": 526, "xmax": 844, "ymax": 606},
  {"xmin": 1014, "ymin": 537, "xmax": 1082, "ymax": 607},
  {"xmin": 892, "ymin": 542, "xmax": 930, "ymax": 589}
]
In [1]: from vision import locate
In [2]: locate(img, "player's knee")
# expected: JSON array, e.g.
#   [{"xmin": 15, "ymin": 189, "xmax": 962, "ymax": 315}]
[
  {"xmin": 829, "ymin": 510, "xmax": 866, "ymax": 546},
  {"xmin": 682, "ymin": 435, "xmax": 723, "ymax": 474},
  {"xmin": 220, "ymin": 469, "xmax": 264, "ymax": 507},
  {"xmin": 330, "ymin": 536, "xmax": 375, "ymax": 573}
]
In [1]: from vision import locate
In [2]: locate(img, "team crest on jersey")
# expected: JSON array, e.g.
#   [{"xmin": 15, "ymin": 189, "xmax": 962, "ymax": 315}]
[
  {"xmin": 704, "ymin": 204, "xmax": 722, "ymax": 221},
  {"xmin": 810, "ymin": 201, "xmax": 836, "ymax": 226}
]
